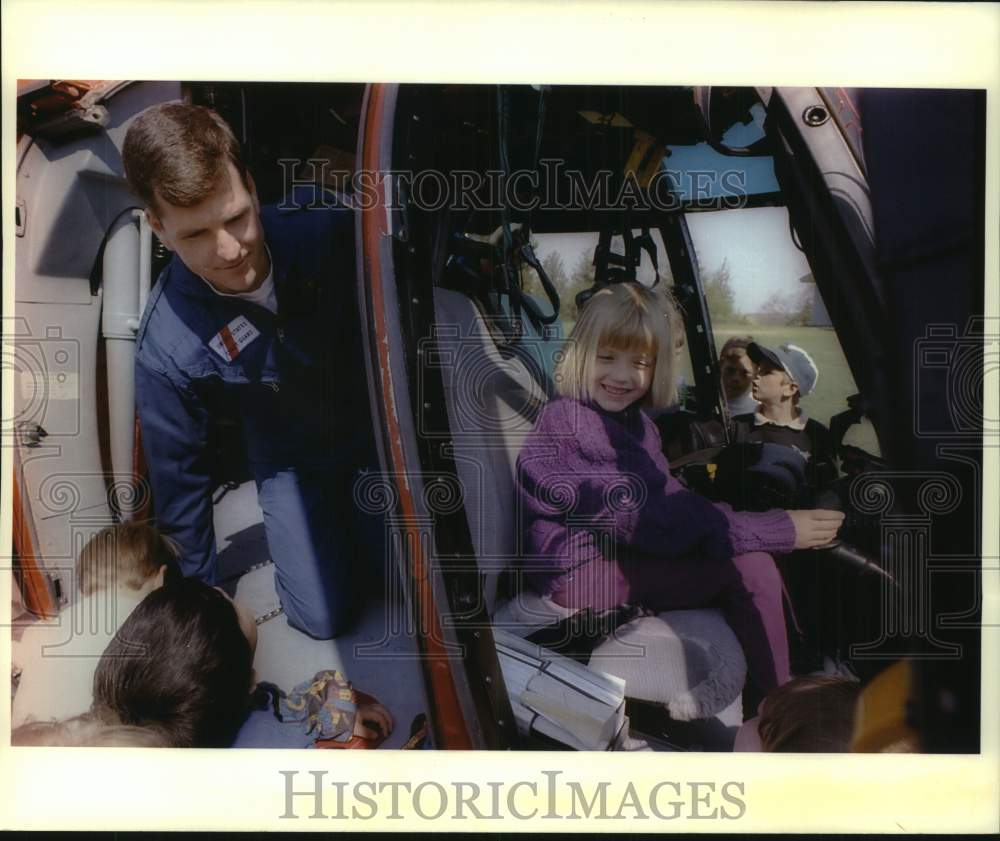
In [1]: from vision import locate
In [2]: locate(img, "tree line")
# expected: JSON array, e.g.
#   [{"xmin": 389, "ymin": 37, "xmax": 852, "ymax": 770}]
[{"xmin": 525, "ymin": 248, "xmax": 813, "ymax": 328}]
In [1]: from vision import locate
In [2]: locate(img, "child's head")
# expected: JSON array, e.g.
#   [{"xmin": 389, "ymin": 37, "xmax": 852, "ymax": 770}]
[
  {"xmin": 747, "ymin": 342, "xmax": 819, "ymax": 408},
  {"xmin": 92, "ymin": 577, "xmax": 256, "ymax": 748},
  {"xmin": 556, "ymin": 283, "xmax": 678, "ymax": 411},
  {"xmin": 76, "ymin": 523, "xmax": 180, "ymax": 597},
  {"xmin": 11, "ymin": 713, "xmax": 169, "ymax": 747},
  {"xmin": 719, "ymin": 336, "xmax": 755, "ymax": 400},
  {"xmin": 741, "ymin": 675, "xmax": 861, "ymax": 752}
]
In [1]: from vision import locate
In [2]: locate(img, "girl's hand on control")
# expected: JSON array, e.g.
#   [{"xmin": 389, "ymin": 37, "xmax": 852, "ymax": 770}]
[{"xmin": 787, "ymin": 509, "xmax": 846, "ymax": 549}]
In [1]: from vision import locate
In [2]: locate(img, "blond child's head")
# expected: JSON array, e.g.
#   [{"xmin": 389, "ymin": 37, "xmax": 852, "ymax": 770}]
[
  {"xmin": 11, "ymin": 713, "xmax": 169, "ymax": 747},
  {"xmin": 76, "ymin": 523, "xmax": 180, "ymax": 597},
  {"xmin": 556, "ymin": 283, "xmax": 679, "ymax": 411}
]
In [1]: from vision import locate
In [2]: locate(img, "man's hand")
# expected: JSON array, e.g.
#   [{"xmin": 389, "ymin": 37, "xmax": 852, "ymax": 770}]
[
  {"xmin": 787, "ymin": 509, "xmax": 846, "ymax": 550},
  {"xmin": 353, "ymin": 700, "xmax": 394, "ymax": 740}
]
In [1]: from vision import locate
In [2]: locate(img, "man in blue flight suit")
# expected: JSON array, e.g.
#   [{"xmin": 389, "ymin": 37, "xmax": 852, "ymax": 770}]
[{"xmin": 123, "ymin": 102, "xmax": 375, "ymax": 639}]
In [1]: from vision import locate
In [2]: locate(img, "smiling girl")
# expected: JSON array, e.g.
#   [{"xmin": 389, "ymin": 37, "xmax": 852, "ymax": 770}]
[{"xmin": 516, "ymin": 284, "xmax": 844, "ymax": 712}]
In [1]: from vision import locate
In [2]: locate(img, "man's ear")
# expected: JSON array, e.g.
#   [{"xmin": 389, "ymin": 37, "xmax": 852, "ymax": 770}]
[
  {"xmin": 145, "ymin": 208, "xmax": 172, "ymax": 251},
  {"xmin": 154, "ymin": 564, "xmax": 167, "ymax": 588}
]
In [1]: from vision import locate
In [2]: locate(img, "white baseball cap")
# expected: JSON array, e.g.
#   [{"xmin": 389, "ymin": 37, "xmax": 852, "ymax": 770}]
[{"xmin": 748, "ymin": 342, "xmax": 819, "ymax": 396}]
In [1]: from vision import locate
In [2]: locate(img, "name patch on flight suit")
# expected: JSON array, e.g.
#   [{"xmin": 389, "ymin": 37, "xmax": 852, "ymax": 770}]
[{"xmin": 209, "ymin": 315, "xmax": 261, "ymax": 362}]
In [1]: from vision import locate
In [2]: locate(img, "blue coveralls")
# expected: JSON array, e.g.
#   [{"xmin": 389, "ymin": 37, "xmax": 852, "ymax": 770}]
[{"xmin": 135, "ymin": 193, "xmax": 377, "ymax": 639}]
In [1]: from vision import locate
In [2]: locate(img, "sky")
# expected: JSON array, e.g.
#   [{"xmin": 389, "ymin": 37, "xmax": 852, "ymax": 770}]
[{"xmin": 686, "ymin": 205, "xmax": 814, "ymax": 313}]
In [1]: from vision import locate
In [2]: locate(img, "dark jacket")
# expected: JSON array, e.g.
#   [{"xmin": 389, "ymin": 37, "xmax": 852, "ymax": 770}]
[{"xmin": 731, "ymin": 412, "xmax": 838, "ymax": 489}]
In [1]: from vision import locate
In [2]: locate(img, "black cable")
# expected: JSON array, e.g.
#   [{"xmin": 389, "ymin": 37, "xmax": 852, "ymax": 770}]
[{"xmin": 496, "ymin": 85, "xmax": 521, "ymax": 339}]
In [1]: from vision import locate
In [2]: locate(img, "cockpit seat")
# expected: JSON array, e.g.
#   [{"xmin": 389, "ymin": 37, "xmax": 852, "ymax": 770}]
[{"xmin": 433, "ymin": 286, "xmax": 746, "ymax": 725}]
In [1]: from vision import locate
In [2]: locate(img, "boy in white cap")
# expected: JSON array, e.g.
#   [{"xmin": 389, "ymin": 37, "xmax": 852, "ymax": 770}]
[
  {"xmin": 727, "ymin": 344, "xmax": 866, "ymax": 676},
  {"xmin": 731, "ymin": 341, "xmax": 837, "ymax": 488}
]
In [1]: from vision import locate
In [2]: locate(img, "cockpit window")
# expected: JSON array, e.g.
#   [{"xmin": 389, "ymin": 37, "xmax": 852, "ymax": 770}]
[
  {"xmin": 664, "ymin": 102, "xmax": 780, "ymax": 205},
  {"xmin": 687, "ymin": 205, "xmax": 880, "ymax": 456},
  {"xmin": 525, "ymin": 229, "xmax": 670, "ymax": 335}
]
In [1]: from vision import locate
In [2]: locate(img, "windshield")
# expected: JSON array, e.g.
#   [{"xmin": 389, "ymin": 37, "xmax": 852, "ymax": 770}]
[{"xmin": 686, "ymin": 205, "xmax": 880, "ymax": 455}]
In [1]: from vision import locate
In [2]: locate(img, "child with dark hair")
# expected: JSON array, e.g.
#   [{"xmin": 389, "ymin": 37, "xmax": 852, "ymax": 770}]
[
  {"xmin": 733, "ymin": 674, "xmax": 862, "ymax": 752},
  {"xmin": 719, "ymin": 335, "xmax": 758, "ymax": 416},
  {"xmin": 92, "ymin": 578, "xmax": 393, "ymax": 748},
  {"xmin": 12, "ymin": 523, "xmax": 180, "ymax": 729},
  {"xmin": 92, "ymin": 577, "xmax": 256, "ymax": 748}
]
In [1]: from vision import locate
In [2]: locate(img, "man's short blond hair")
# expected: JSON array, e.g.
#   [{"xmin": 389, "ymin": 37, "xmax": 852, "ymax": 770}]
[
  {"xmin": 76, "ymin": 523, "xmax": 179, "ymax": 597},
  {"xmin": 556, "ymin": 283, "xmax": 679, "ymax": 410}
]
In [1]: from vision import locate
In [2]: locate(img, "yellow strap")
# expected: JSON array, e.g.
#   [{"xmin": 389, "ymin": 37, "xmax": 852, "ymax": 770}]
[{"xmin": 850, "ymin": 660, "xmax": 918, "ymax": 752}]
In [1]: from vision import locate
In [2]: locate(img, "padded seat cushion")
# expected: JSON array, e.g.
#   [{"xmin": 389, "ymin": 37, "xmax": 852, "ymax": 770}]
[{"xmin": 588, "ymin": 608, "xmax": 747, "ymax": 722}]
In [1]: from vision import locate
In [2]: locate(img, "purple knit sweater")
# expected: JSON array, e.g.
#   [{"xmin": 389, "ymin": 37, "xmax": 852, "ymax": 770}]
[{"xmin": 516, "ymin": 398, "xmax": 796, "ymax": 594}]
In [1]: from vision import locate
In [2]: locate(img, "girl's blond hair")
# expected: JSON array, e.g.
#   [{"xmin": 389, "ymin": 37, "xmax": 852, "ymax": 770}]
[{"xmin": 555, "ymin": 283, "xmax": 678, "ymax": 410}]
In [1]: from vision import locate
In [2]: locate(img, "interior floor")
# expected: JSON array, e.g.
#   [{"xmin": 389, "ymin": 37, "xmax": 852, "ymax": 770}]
[
  {"xmin": 11, "ymin": 479, "xmax": 740, "ymax": 751},
  {"xmin": 212, "ymin": 480, "xmax": 428, "ymax": 749}
]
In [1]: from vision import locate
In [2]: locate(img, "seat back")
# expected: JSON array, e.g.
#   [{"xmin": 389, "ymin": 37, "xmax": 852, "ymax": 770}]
[{"xmin": 432, "ymin": 287, "xmax": 562, "ymax": 615}]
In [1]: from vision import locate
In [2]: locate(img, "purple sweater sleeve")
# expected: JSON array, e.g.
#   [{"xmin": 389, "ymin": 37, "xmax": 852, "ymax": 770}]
[
  {"xmin": 712, "ymin": 502, "xmax": 797, "ymax": 557},
  {"xmin": 517, "ymin": 399, "xmax": 795, "ymax": 570}
]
